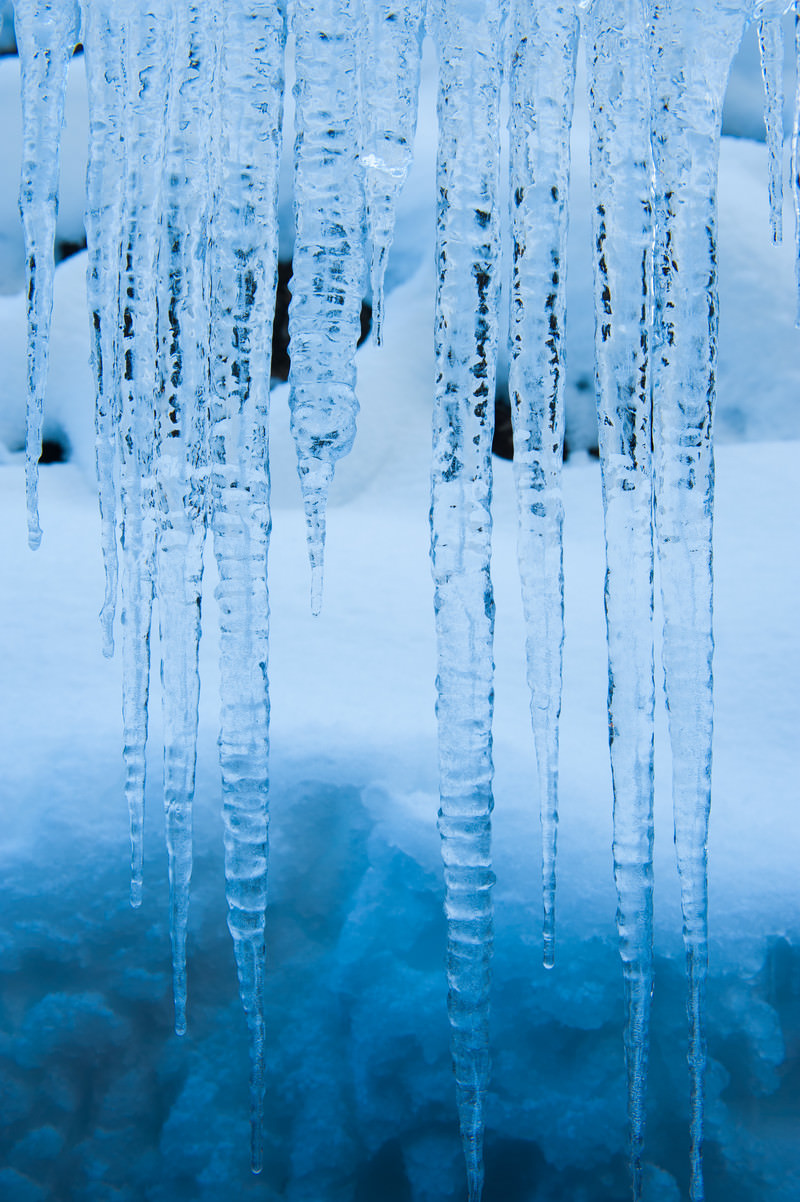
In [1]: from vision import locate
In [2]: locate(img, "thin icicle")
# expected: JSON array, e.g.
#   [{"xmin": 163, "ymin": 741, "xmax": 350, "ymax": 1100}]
[
  {"xmin": 154, "ymin": 2, "xmax": 213, "ymax": 1038},
  {"xmin": 289, "ymin": 0, "xmax": 366, "ymax": 613},
  {"xmin": 649, "ymin": 5, "xmax": 751, "ymax": 1199},
  {"xmin": 358, "ymin": 0, "xmax": 425, "ymax": 344},
  {"xmin": 787, "ymin": 2, "xmax": 792, "ymax": 322},
  {"xmin": 430, "ymin": 0, "xmax": 504, "ymax": 1196},
  {"xmin": 15, "ymin": 0, "xmax": 80, "ymax": 549},
  {"xmin": 758, "ymin": 4, "xmax": 785, "ymax": 242},
  {"xmin": 508, "ymin": 0, "xmax": 578, "ymax": 970},
  {"xmin": 115, "ymin": 4, "xmax": 174, "ymax": 908},
  {"xmin": 583, "ymin": 1, "xmax": 655, "ymax": 1194},
  {"xmin": 209, "ymin": 0, "xmax": 285, "ymax": 1173},
  {"xmin": 81, "ymin": 0, "xmax": 124, "ymax": 657}
]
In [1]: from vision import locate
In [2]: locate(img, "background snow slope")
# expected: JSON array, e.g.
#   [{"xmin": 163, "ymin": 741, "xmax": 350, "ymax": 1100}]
[{"xmin": 0, "ymin": 15, "xmax": 798, "ymax": 1202}]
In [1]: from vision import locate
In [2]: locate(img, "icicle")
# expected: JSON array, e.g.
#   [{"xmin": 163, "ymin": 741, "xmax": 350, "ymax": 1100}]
[
  {"xmin": 15, "ymin": 0, "xmax": 80, "ymax": 549},
  {"xmin": 583, "ymin": 2, "xmax": 655, "ymax": 1194},
  {"xmin": 758, "ymin": 3, "xmax": 786, "ymax": 243},
  {"xmin": 649, "ymin": 5, "xmax": 751, "ymax": 1199},
  {"xmin": 81, "ymin": 0, "xmax": 124, "ymax": 657},
  {"xmin": 787, "ymin": 2, "xmax": 792, "ymax": 322},
  {"xmin": 153, "ymin": 2, "xmax": 213, "ymax": 1038},
  {"xmin": 289, "ymin": 0, "xmax": 366, "ymax": 614},
  {"xmin": 430, "ymin": 0, "xmax": 504, "ymax": 1196},
  {"xmin": 208, "ymin": 0, "xmax": 286, "ymax": 1173},
  {"xmin": 115, "ymin": 4, "xmax": 174, "ymax": 908},
  {"xmin": 358, "ymin": 0, "xmax": 425, "ymax": 344},
  {"xmin": 508, "ymin": 0, "xmax": 578, "ymax": 970}
]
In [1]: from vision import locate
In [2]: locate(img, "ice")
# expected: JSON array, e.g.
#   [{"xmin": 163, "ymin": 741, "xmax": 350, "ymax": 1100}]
[
  {"xmin": 14, "ymin": 0, "xmax": 80, "ymax": 548},
  {"xmin": 289, "ymin": 0, "xmax": 365, "ymax": 615},
  {"xmin": 758, "ymin": 6, "xmax": 786, "ymax": 241},
  {"xmin": 359, "ymin": 0, "xmax": 425, "ymax": 344},
  {"xmin": 507, "ymin": 0, "xmax": 579, "ymax": 969},
  {"xmin": 583, "ymin": 3, "xmax": 656, "ymax": 1193},
  {"xmin": 8, "ymin": 2, "xmax": 800, "ymax": 1200},
  {"xmin": 429, "ymin": 0, "xmax": 504, "ymax": 1195},
  {"xmin": 208, "ymin": 0, "xmax": 286, "ymax": 1172}
]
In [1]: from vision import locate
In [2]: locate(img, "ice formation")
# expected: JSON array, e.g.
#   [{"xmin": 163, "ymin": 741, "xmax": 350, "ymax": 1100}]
[{"xmin": 13, "ymin": 0, "xmax": 797, "ymax": 1199}]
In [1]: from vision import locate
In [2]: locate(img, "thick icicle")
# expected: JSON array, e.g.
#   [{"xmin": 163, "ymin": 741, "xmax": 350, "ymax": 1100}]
[
  {"xmin": 429, "ymin": 0, "xmax": 504, "ymax": 1196},
  {"xmin": 81, "ymin": 0, "xmax": 124, "ymax": 658},
  {"xmin": 583, "ymin": 2, "xmax": 655, "ymax": 1194},
  {"xmin": 15, "ymin": 0, "xmax": 80, "ymax": 549},
  {"xmin": 115, "ymin": 4, "xmax": 174, "ymax": 908},
  {"xmin": 154, "ymin": 3, "xmax": 213, "ymax": 1037},
  {"xmin": 507, "ymin": 0, "xmax": 578, "ymax": 970},
  {"xmin": 649, "ymin": 5, "xmax": 751, "ymax": 1199},
  {"xmin": 358, "ymin": 0, "xmax": 425, "ymax": 343},
  {"xmin": 208, "ymin": 0, "xmax": 285, "ymax": 1173},
  {"xmin": 289, "ymin": 0, "xmax": 366, "ymax": 613},
  {"xmin": 758, "ymin": 3, "xmax": 786, "ymax": 243}
]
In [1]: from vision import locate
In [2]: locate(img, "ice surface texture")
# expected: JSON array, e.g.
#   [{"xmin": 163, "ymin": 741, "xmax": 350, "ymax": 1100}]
[{"xmin": 14, "ymin": 0, "xmax": 793, "ymax": 1199}]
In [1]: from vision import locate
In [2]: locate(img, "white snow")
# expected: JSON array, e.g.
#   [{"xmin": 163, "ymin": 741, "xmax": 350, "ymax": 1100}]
[{"xmin": 0, "ymin": 13, "xmax": 798, "ymax": 1202}]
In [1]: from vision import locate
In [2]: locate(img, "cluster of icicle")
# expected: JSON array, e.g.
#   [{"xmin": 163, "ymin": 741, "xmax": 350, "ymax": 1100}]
[{"xmin": 15, "ymin": 0, "xmax": 799, "ymax": 1197}]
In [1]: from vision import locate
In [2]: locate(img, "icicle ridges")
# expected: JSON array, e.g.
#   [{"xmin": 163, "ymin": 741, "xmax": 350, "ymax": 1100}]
[
  {"xmin": 81, "ymin": 0, "xmax": 124, "ymax": 658},
  {"xmin": 155, "ymin": 1, "xmax": 213, "ymax": 1038},
  {"xmin": 15, "ymin": 0, "xmax": 80, "ymax": 549},
  {"xmin": 758, "ymin": 3, "xmax": 785, "ymax": 243},
  {"xmin": 358, "ymin": 0, "xmax": 425, "ymax": 344},
  {"xmin": 508, "ymin": 0, "xmax": 578, "ymax": 970},
  {"xmin": 289, "ymin": 0, "xmax": 366, "ymax": 614},
  {"xmin": 650, "ymin": 5, "xmax": 752, "ymax": 1199},
  {"xmin": 430, "ymin": 0, "xmax": 504, "ymax": 1196},
  {"xmin": 208, "ymin": 0, "xmax": 285, "ymax": 1172},
  {"xmin": 583, "ymin": 2, "xmax": 655, "ymax": 1194}
]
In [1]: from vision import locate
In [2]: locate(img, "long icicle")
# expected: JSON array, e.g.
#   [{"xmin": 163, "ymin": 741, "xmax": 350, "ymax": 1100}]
[
  {"xmin": 508, "ymin": 0, "xmax": 578, "ymax": 970},
  {"xmin": 758, "ymin": 3, "xmax": 785, "ymax": 243},
  {"xmin": 209, "ymin": 0, "xmax": 285, "ymax": 1173},
  {"xmin": 15, "ymin": 0, "xmax": 80, "ymax": 549},
  {"xmin": 649, "ymin": 4, "xmax": 752, "ymax": 1198},
  {"xmin": 429, "ymin": 0, "xmax": 504, "ymax": 1196},
  {"xmin": 81, "ymin": 0, "xmax": 124, "ymax": 658},
  {"xmin": 116, "ymin": 3, "xmax": 173, "ymax": 908},
  {"xmin": 154, "ymin": 1, "xmax": 213, "ymax": 1037},
  {"xmin": 583, "ymin": 2, "xmax": 655, "ymax": 1195},
  {"xmin": 289, "ymin": 0, "xmax": 365, "ymax": 614},
  {"xmin": 358, "ymin": 0, "xmax": 425, "ymax": 344}
]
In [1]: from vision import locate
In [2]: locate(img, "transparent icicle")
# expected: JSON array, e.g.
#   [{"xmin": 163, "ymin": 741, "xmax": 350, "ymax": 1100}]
[
  {"xmin": 583, "ymin": 2, "xmax": 654, "ymax": 1194},
  {"xmin": 154, "ymin": 3, "xmax": 213, "ymax": 1038},
  {"xmin": 430, "ymin": 0, "xmax": 503, "ymax": 1197},
  {"xmin": 787, "ymin": 1, "xmax": 792, "ymax": 319},
  {"xmin": 289, "ymin": 0, "xmax": 365, "ymax": 614},
  {"xmin": 508, "ymin": 0, "xmax": 578, "ymax": 970},
  {"xmin": 358, "ymin": 0, "xmax": 425, "ymax": 344},
  {"xmin": 15, "ymin": 0, "xmax": 80, "ymax": 549},
  {"xmin": 81, "ymin": 0, "xmax": 124, "ymax": 657},
  {"xmin": 208, "ymin": 0, "xmax": 285, "ymax": 1173},
  {"xmin": 758, "ymin": 4, "xmax": 785, "ymax": 242},
  {"xmin": 649, "ymin": 5, "xmax": 751, "ymax": 1199},
  {"xmin": 115, "ymin": 4, "xmax": 173, "ymax": 908}
]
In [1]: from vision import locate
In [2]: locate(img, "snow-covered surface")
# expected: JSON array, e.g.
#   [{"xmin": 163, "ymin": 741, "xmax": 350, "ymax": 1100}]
[
  {"xmin": 0, "ymin": 18, "xmax": 798, "ymax": 1202},
  {"xmin": 0, "ymin": 406, "xmax": 797, "ymax": 1199}
]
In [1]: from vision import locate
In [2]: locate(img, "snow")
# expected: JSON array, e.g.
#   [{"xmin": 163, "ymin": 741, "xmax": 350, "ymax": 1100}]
[
  {"xmin": 0, "ymin": 9, "xmax": 798, "ymax": 1202},
  {"xmin": 0, "ymin": 258, "xmax": 798, "ymax": 1197}
]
